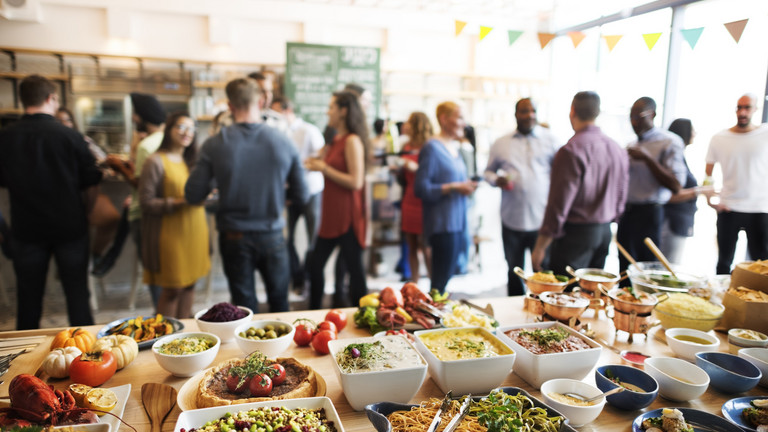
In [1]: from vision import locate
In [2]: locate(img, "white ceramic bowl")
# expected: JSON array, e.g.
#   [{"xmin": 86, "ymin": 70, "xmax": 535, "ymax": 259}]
[
  {"xmin": 194, "ymin": 305, "xmax": 253, "ymax": 343},
  {"xmin": 234, "ymin": 320, "xmax": 295, "ymax": 359},
  {"xmin": 540, "ymin": 379, "xmax": 606, "ymax": 427},
  {"xmin": 738, "ymin": 347, "xmax": 768, "ymax": 387},
  {"xmin": 644, "ymin": 357, "xmax": 709, "ymax": 402},
  {"xmin": 152, "ymin": 331, "xmax": 220, "ymax": 377},
  {"xmin": 728, "ymin": 328, "xmax": 768, "ymax": 354},
  {"xmin": 664, "ymin": 328, "xmax": 719, "ymax": 361},
  {"xmin": 327, "ymin": 335, "xmax": 427, "ymax": 411},
  {"xmin": 495, "ymin": 322, "xmax": 602, "ymax": 389},
  {"xmin": 413, "ymin": 327, "xmax": 516, "ymax": 394}
]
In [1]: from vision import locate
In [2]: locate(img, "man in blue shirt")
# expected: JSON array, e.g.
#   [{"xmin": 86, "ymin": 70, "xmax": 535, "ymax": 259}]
[{"xmin": 185, "ymin": 78, "xmax": 308, "ymax": 312}]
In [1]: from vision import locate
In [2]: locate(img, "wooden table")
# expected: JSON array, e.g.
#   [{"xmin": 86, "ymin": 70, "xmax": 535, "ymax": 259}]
[{"xmin": 1, "ymin": 296, "xmax": 764, "ymax": 431}]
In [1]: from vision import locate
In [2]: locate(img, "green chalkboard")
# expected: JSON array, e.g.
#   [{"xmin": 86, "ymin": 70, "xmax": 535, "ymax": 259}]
[{"xmin": 285, "ymin": 42, "xmax": 380, "ymax": 132}]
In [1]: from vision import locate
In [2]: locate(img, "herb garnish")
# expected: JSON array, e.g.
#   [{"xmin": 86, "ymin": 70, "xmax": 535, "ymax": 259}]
[
  {"xmin": 337, "ymin": 341, "xmax": 388, "ymax": 372},
  {"xmin": 519, "ymin": 328, "xmax": 569, "ymax": 347},
  {"xmin": 445, "ymin": 337, "xmax": 492, "ymax": 357},
  {"xmin": 472, "ymin": 389, "xmax": 564, "ymax": 432},
  {"xmin": 228, "ymin": 352, "xmax": 275, "ymax": 388}
]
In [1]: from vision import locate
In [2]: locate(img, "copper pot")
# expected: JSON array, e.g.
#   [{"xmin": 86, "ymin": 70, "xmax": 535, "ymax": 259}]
[
  {"xmin": 514, "ymin": 267, "xmax": 573, "ymax": 295},
  {"xmin": 524, "ymin": 293, "xmax": 545, "ymax": 315},
  {"xmin": 567, "ymin": 266, "xmax": 621, "ymax": 294},
  {"xmin": 612, "ymin": 309, "xmax": 657, "ymax": 334},
  {"xmin": 602, "ymin": 286, "xmax": 667, "ymax": 315},
  {"xmin": 539, "ymin": 292, "xmax": 590, "ymax": 321}
]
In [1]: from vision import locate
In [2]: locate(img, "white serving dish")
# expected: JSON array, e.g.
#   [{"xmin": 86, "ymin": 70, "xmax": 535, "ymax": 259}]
[
  {"xmin": 234, "ymin": 319, "xmax": 295, "ymax": 359},
  {"xmin": 54, "ymin": 424, "xmax": 110, "ymax": 432},
  {"xmin": 194, "ymin": 305, "xmax": 253, "ymax": 343},
  {"xmin": 152, "ymin": 332, "xmax": 220, "ymax": 377},
  {"xmin": 728, "ymin": 328, "xmax": 768, "ymax": 354},
  {"xmin": 495, "ymin": 322, "xmax": 602, "ymax": 389},
  {"xmin": 540, "ymin": 378, "xmax": 606, "ymax": 427},
  {"xmin": 738, "ymin": 347, "xmax": 768, "ymax": 387},
  {"xmin": 664, "ymin": 328, "xmax": 719, "ymax": 361},
  {"xmin": 174, "ymin": 396, "xmax": 344, "ymax": 431},
  {"xmin": 644, "ymin": 357, "xmax": 709, "ymax": 402},
  {"xmin": 414, "ymin": 326, "xmax": 516, "ymax": 394},
  {"xmin": 327, "ymin": 335, "xmax": 427, "ymax": 411}
]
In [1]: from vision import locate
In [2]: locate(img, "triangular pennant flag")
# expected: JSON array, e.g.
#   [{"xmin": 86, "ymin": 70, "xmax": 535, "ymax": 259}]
[
  {"xmin": 568, "ymin": 31, "xmax": 586, "ymax": 48},
  {"xmin": 455, "ymin": 20, "xmax": 467, "ymax": 37},
  {"xmin": 724, "ymin": 19, "xmax": 748, "ymax": 43},
  {"xmin": 508, "ymin": 30, "xmax": 523, "ymax": 46},
  {"xmin": 642, "ymin": 32, "xmax": 663, "ymax": 50},
  {"xmin": 603, "ymin": 35, "xmax": 623, "ymax": 52},
  {"xmin": 479, "ymin": 26, "xmax": 493, "ymax": 41},
  {"xmin": 538, "ymin": 33, "xmax": 555, "ymax": 49},
  {"xmin": 681, "ymin": 27, "xmax": 704, "ymax": 49}
]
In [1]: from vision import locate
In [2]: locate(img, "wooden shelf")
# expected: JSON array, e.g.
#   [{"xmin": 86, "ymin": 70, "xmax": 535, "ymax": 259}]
[
  {"xmin": 383, "ymin": 89, "xmax": 527, "ymax": 101},
  {"xmin": 193, "ymin": 81, "xmax": 226, "ymax": 89},
  {"xmin": 0, "ymin": 72, "xmax": 68, "ymax": 81},
  {"xmin": 0, "ymin": 108, "xmax": 22, "ymax": 115}
]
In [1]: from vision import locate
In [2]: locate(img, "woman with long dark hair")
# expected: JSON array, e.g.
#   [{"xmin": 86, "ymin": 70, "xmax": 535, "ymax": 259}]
[
  {"xmin": 139, "ymin": 112, "xmax": 210, "ymax": 318},
  {"xmin": 305, "ymin": 91, "xmax": 369, "ymax": 309}
]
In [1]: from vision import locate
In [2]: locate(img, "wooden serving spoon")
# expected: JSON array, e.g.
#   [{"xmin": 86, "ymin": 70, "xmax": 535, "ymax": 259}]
[{"xmin": 142, "ymin": 382, "xmax": 177, "ymax": 432}]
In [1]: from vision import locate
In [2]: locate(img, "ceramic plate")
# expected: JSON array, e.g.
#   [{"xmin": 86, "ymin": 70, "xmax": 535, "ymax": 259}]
[
  {"xmin": 632, "ymin": 407, "xmax": 743, "ymax": 432},
  {"xmin": 98, "ymin": 383, "xmax": 130, "ymax": 432},
  {"xmin": 174, "ymin": 396, "xmax": 344, "ymax": 431},
  {"xmin": 722, "ymin": 396, "xmax": 768, "ymax": 431},
  {"xmin": 98, "ymin": 316, "xmax": 184, "ymax": 349},
  {"xmin": 365, "ymin": 386, "xmax": 577, "ymax": 432}
]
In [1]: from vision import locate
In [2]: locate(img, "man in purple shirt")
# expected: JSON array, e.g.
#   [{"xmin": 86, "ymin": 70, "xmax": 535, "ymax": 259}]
[{"xmin": 532, "ymin": 91, "xmax": 629, "ymax": 275}]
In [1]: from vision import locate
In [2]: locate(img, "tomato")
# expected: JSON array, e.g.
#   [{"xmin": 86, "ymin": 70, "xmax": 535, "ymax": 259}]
[
  {"xmin": 325, "ymin": 309, "xmax": 348, "ymax": 332},
  {"xmin": 386, "ymin": 329, "xmax": 408, "ymax": 337},
  {"xmin": 248, "ymin": 373, "xmax": 273, "ymax": 396},
  {"xmin": 226, "ymin": 374, "xmax": 250, "ymax": 394},
  {"xmin": 267, "ymin": 363, "xmax": 286, "ymax": 386},
  {"xmin": 317, "ymin": 320, "xmax": 337, "ymax": 334},
  {"xmin": 311, "ymin": 329, "xmax": 337, "ymax": 355},
  {"xmin": 293, "ymin": 323, "xmax": 315, "ymax": 347},
  {"xmin": 69, "ymin": 350, "xmax": 117, "ymax": 387}
]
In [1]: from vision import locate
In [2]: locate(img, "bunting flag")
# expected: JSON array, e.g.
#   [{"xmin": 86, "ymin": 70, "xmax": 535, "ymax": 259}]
[
  {"xmin": 642, "ymin": 32, "xmax": 662, "ymax": 50},
  {"xmin": 602, "ymin": 35, "xmax": 623, "ymax": 52},
  {"xmin": 507, "ymin": 30, "xmax": 523, "ymax": 46},
  {"xmin": 568, "ymin": 31, "xmax": 586, "ymax": 48},
  {"xmin": 455, "ymin": 20, "xmax": 467, "ymax": 37},
  {"xmin": 538, "ymin": 33, "xmax": 556, "ymax": 49},
  {"xmin": 724, "ymin": 19, "xmax": 748, "ymax": 43},
  {"xmin": 479, "ymin": 26, "xmax": 493, "ymax": 41},
  {"xmin": 681, "ymin": 27, "xmax": 704, "ymax": 49}
]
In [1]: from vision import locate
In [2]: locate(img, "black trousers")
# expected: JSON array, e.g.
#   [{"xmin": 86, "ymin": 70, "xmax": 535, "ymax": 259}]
[
  {"xmin": 308, "ymin": 228, "xmax": 368, "ymax": 310},
  {"xmin": 501, "ymin": 226, "xmax": 539, "ymax": 296},
  {"xmin": 617, "ymin": 203, "xmax": 664, "ymax": 274},
  {"xmin": 549, "ymin": 222, "xmax": 612, "ymax": 278},
  {"xmin": 716, "ymin": 211, "xmax": 768, "ymax": 274}
]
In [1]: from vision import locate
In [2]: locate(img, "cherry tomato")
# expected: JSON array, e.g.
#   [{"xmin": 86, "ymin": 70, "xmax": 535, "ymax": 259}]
[
  {"xmin": 317, "ymin": 320, "xmax": 338, "ymax": 334},
  {"xmin": 267, "ymin": 363, "xmax": 286, "ymax": 386},
  {"xmin": 311, "ymin": 329, "xmax": 337, "ymax": 355},
  {"xmin": 226, "ymin": 374, "xmax": 250, "ymax": 394},
  {"xmin": 325, "ymin": 309, "xmax": 348, "ymax": 332},
  {"xmin": 293, "ymin": 323, "xmax": 315, "ymax": 346},
  {"xmin": 248, "ymin": 373, "xmax": 273, "ymax": 396},
  {"xmin": 69, "ymin": 350, "xmax": 117, "ymax": 387},
  {"xmin": 386, "ymin": 329, "xmax": 408, "ymax": 336}
]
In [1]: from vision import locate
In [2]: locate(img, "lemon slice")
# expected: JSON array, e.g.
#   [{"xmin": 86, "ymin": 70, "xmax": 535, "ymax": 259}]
[
  {"xmin": 84, "ymin": 388, "xmax": 118, "ymax": 415},
  {"xmin": 69, "ymin": 383, "xmax": 93, "ymax": 406}
]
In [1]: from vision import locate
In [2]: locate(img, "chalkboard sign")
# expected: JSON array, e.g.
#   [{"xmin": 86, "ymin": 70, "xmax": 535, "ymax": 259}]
[{"xmin": 285, "ymin": 42, "xmax": 380, "ymax": 131}]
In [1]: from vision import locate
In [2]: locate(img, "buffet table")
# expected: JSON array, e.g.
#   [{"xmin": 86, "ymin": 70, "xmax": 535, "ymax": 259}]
[{"xmin": 0, "ymin": 295, "xmax": 763, "ymax": 431}]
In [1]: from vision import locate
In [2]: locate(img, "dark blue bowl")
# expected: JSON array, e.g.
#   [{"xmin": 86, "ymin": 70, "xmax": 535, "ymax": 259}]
[
  {"xmin": 595, "ymin": 365, "xmax": 658, "ymax": 410},
  {"xmin": 695, "ymin": 352, "xmax": 762, "ymax": 394}
]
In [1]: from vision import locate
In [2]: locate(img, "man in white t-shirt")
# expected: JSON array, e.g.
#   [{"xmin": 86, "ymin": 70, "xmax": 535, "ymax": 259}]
[{"xmin": 705, "ymin": 93, "xmax": 768, "ymax": 274}]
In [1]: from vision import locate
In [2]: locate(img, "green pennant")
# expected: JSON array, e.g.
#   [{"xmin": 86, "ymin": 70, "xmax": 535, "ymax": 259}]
[
  {"xmin": 681, "ymin": 27, "xmax": 704, "ymax": 49},
  {"xmin": 508, "ymin": 30, "xmax": 523, "ymax": 46}
]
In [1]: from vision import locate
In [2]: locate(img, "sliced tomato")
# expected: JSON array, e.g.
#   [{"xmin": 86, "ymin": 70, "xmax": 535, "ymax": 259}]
[
  {"xmin": 325, "ymin": 309, "xmax": 348, "ymax": 332},
  {"xmin": 248, "ymin": 373, "xmax": 273, "ymax": 396},
  {"xmin": 311, "ymin": 329, "xmax": 337, "ymax": 355},
  {"xmin": 267, "ymin": 363, "xmax": 286, "ymax": 385},
  {"xmin": 69, "ymin": 351, "xmax": 117, "ymax": 387}
]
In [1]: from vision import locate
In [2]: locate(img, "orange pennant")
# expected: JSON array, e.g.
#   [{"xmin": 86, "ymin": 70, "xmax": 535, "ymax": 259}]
[
  {"xmin": 538, "ymin": 33, "xmax": 555, "ymax": 49},
  {"xmin": 602, "ymin": 35, "xmax": 623, "ymax": 52},
  {"xmin": 479, "ymin": 26, "xmax": 493, "ymax": 41},
  {"xmin": 455, "ymin": 20, "xmax": 467, "ymax": 37},
  {"xmin": 724, "ymin": 19, "xmax": 748, "ymax": 43},
  {"xmin": 568, "ymin": 31, "xmax": 586, "ymax": 48}
]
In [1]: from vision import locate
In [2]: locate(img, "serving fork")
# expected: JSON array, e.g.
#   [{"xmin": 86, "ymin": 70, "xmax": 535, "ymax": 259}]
[{"xmin": 0, "ymin": 349, "xmax": 27, "ymax": 377}]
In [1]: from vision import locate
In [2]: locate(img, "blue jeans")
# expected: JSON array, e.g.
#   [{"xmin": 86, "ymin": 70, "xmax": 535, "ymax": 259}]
[
  {"xmin": 13, "ymin": 233, "xmax": 94, "ymax": 330},
  {"xmin": 287, "ymin": 192, "xmax": 321, "ymax": 287},
  {"xmin": 309, "ymin": 228, "xmax": 367, "ymax": 310},
  {"xmin": 429, "ymin": 232, "xmax": 463, "ymax": 294},
  {"xmin": 219, "ymin": 230, "xmax": 290, "ymax": 313},
  {"xmin": 501, "ymin": 226, "xmax": 540, "ymax": 296}
]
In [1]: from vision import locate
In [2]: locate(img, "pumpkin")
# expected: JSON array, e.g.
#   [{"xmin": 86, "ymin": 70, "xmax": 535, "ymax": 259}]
[
  {"xmin": 42, "ymin": 346, "xmax": 82, "ymax": 378},
  {"xmin": 91, "ymin": 335, "xmax": 139, "ymax": 370},
  {"xmin": 50, "ymin": 328, "xmax": 96, "ymax": 352}
]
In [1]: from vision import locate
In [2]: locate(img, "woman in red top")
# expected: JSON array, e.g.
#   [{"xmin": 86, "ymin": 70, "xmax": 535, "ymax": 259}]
[
  {"xmin": 399, "ymin": 112, "xmax": 433, "ymax": 282},
  {"xmin": 305, "ymin": 91, "xmax": 369, "ymax": 309}
]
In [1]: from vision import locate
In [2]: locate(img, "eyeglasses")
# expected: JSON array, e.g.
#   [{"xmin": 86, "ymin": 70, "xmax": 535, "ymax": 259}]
[{"xmin": 176, "ymin": 124, "xmax": 196, "ymax": 134}]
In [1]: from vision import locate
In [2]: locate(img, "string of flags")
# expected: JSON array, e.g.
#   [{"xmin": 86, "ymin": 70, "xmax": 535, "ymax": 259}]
[{"xmin": 453, "ymin": 18, "xmax": 750, "ymax": 52}]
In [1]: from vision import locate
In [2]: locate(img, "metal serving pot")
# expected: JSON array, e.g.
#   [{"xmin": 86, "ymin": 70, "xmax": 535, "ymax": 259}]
[
  {"xmin": 539, "ymin": 292, "xmax": 590, "ymax": 321},
  {"xmin": 601, "ymin": 285, "xmax": 667, "ymax": 315},
  {"xmin": 567, "ymin": 266, "xmax": 621, "ymax": 294},
  {"xmin": 514, "ymin": 267, "xmax": 574, "ymax": 295}
]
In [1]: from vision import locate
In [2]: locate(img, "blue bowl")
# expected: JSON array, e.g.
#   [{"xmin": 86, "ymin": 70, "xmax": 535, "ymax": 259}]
[
  {"xmin": 595, "ymin": 365, "xmax": 659, "ymax": 410},
  {"xmin": 695, "ymin": 352, "xmax": 762, "ymax": 394}
]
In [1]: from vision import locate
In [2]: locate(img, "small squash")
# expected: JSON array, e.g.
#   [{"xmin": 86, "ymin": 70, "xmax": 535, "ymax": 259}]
[
  {"xmin": 50, "ymin": 328, "xmax": 96, "ymax": 352},
  {"xmin": 91, "ymin": 335, "xmax": 139, "ymax": 370},
  {"xmin": 42, "ymin": 346, "xmax": 82, "ymax": 378}
]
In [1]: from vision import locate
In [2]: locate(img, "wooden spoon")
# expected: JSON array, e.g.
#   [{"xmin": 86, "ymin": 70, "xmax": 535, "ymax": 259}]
[
  {"xmin": 142, "ymin": 382, "xmax": 177, "ymax": 432},
  {"xmin": 643, "ymin": 237, "xmax": 678, "ymax": 279}
]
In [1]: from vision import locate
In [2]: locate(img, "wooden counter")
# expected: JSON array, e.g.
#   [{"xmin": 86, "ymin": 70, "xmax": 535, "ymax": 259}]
[{"xmin": 0, "ymin": 296, "xmax": 763, "ymax": 431}]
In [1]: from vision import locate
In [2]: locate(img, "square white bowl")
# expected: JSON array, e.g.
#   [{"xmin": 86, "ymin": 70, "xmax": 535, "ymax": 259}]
[
  {"xmin": 495, "ymin": 322, "xmax": 602, "ymax": 389},
  {"xmin": 54, "ymin": 425, "xmax": 110, "ymax": 432},
  {"xmin": 327, "ymin": 335, "xmax": 427, "ymax": 411},
  {"xmin": 174, "ymin": 396, "xmax": 344, "ymax": 432},
  {"xmin": 414, "ymin": 327, "xmax": 516, "ymax": 394}
]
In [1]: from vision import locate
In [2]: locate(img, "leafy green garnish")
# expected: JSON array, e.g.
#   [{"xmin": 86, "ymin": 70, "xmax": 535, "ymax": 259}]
[
  {"xmin": 353, "ymin": 306, "xmax": 386, "ymax": 334},
  {"xmin": 519, "ymin": 328, "xmax": 569, "ymax": 347},
  {"xmin": 472, "ymin": 389, "xmax": 564, "ymax": 432}
]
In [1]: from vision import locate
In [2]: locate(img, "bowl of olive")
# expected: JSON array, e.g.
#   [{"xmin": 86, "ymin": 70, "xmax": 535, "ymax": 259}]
[{"xmin": 234, "ymin": 320, "xmax": 295, "ymax": 358}]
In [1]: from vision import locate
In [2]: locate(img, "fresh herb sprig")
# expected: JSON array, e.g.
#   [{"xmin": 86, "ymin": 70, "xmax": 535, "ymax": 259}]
[{"xmin": 519, "ymin": 328, "xmax": 568, "ymax": 347}]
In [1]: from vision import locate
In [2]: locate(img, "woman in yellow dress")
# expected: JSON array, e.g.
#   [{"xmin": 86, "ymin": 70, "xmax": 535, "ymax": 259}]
[{"xmin": 139, "ymin": 112, "xmax": 210, "ymax": 318}]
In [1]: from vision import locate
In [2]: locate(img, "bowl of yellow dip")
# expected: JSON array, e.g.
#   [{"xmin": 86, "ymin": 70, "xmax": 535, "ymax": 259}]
[{"xmin": 152, "ymin": 331, "xmax": 220, "ymax": 377}]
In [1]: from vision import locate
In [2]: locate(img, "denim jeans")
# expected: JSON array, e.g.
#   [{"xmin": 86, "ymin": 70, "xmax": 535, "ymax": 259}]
[
  {"xmin": 219, "ymin": 229, "xmax": 290, "ymax": 313},
  {"xmin": 716, "ymin": 211, "xmax": 768, "ymax": 274},
  {"xmin": 287, "ymin": 192, "xmax": 321, "ymax": 287},
  {"xmin": 429, "ymin": 231, "xmax": 463, "ymax": 294},
  {"xmin": 308, "ymin": 228, "xmax": 367, "ymax": 310},
  {"xmin": 13, "ymin": 233, "xmax": 94, "ymax": 330},
  {"xmin": 501, "ymin": 226, "xmax": 540, "ymax": 296}
]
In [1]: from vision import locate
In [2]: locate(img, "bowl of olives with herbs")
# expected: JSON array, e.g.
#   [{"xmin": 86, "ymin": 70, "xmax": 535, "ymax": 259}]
[{"xmin": 234, "ymin": 320, "xmax": 295, "ymax": 358}]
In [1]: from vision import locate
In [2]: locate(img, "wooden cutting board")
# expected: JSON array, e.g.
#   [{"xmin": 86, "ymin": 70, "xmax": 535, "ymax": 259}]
[{"xmin": 0, "ymin": 335, "xmax": 53, "ymax": 398}]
